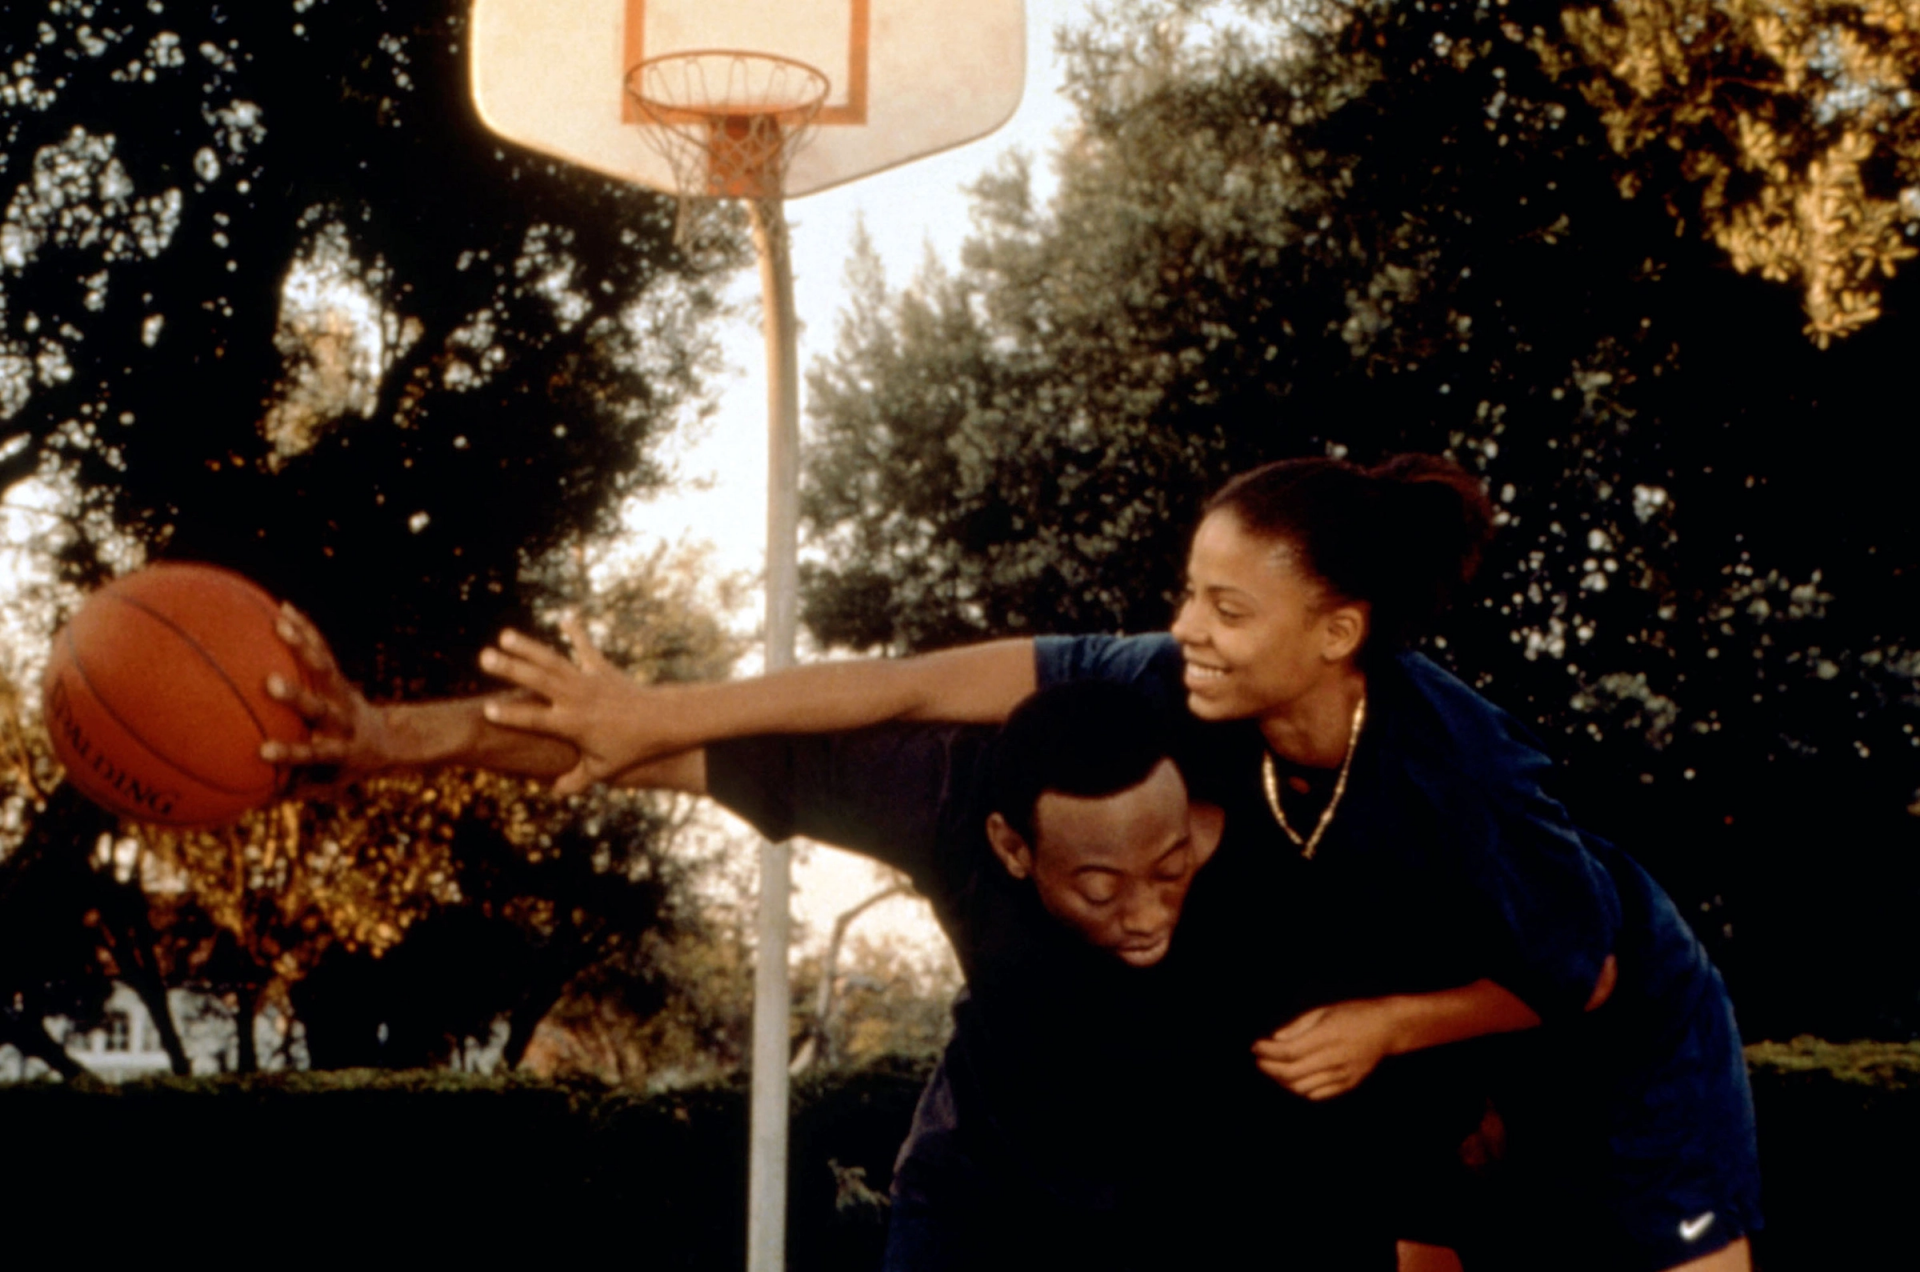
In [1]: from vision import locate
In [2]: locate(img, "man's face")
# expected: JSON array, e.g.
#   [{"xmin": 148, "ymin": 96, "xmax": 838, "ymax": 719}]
[{"xmin": 989, "ymin": 759, "xmax": 1223, "ymax": 968}]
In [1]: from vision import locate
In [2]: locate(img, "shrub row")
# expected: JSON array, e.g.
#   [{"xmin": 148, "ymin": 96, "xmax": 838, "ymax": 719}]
[
  {"xmin": 1746, "ymin": 1038, "xmax": 1920, "ymax": 1268},
  {"xmin": 0, "ymin": 1056, "xmax": 930, "ymax": 1265},
  {"xmin": 2, "ymin": 1041, "xmax": 1909, "ymax": 1265}
]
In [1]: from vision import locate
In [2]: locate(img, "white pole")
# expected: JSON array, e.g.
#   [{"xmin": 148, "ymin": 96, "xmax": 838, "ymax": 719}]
[{"xmin": 747, "ymin": 196, "xmax": 799, "ymax": 1272}]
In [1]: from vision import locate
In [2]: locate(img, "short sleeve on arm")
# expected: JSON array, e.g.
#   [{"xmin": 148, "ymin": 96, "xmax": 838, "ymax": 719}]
[
  {"xmin": 1033, "ymin": 633, "xmax": 1186, "ymax": 715},
  {"xmin": 1391, "ymin": 655, "xmax": 1621, "ymax": 1021},
  {"xmin": 1461, "ymin": 785, "xmax": 1623, "ymax": 1021},
  {"xmin": 704, "ymin": 726, "xmax": 985, "ymax": 887}
]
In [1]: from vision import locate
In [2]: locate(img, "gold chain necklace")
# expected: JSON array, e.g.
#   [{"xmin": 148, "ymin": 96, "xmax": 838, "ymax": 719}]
[{"xmin": 1260, "ymin": 694, "xmax": 1367, "ymax": 861}]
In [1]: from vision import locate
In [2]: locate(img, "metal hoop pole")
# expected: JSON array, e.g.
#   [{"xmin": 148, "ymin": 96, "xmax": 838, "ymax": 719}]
[
  {"xmin": 747, "ymin": 193, "xmax": 800, "ymax": 1272},
  {"xmin": 621, "ymin": 57, "xmax": 818, "ymax": 1272}
]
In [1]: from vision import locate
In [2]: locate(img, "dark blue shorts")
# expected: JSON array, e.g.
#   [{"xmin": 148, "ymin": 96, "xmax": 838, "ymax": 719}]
[
  {"xmin": 1594, "ymin": 976, "xmax": 1762, "ymax": 1269},
  {"xmin": 1463, "ymin": 973, "xmax": 1763, "ymax": 1271}
]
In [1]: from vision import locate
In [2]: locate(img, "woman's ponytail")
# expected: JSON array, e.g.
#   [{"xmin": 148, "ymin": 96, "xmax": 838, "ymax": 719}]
[{"xmin": 1370, "ymin": 452, "xmax": 1496, "ymax": 608}]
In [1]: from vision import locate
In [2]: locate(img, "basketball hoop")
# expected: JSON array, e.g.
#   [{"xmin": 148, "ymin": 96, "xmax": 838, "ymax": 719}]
[
  {"xmin": 476, "ymin": 11, "xmax": 1028, "ymax": 1268},
  {"xmin": 626, "ymin": 51, "xmax": 830, "ymax": 246}
]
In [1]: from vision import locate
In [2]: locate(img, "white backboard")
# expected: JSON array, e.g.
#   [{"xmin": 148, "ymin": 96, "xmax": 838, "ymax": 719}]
[{"xmin": 470, "ymin": 0, "xmax": 1026, "ymax": 198}]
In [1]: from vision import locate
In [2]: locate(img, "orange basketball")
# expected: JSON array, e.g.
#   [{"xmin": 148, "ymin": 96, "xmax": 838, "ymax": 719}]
[{"xmin": 42, "ymin": 563, "xmax": 309, "ymax": 828}]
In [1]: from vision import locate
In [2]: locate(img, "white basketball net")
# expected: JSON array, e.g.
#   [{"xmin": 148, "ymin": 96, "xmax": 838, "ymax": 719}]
[{"xmin": 626, "ymin": 52, "xmax": 830, "ymax": 248}]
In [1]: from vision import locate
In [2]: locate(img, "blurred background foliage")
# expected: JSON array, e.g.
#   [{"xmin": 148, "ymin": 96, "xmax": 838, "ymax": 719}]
[
  {"xmin": 0, "ymin": 0, "xmax": 734, "ymax": 693},
  {"xmin": 0, "ymin": 0, "xmax": 1916, "ymax": 1086},
  {"xmin": 1559, "ymin": 0, "xmax": 1920, "ymax": 342},
  {"xmin": 800, "ymin": 0, "xmax": 1920, "ymax": 1041},
  {"xmin": 0, "ymin": 0, "xmax": 957, "ymax": 1084}
]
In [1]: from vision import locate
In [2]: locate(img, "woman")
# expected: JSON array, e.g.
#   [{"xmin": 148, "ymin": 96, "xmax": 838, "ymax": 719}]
[{"xmin": 468, "ymin": 455, "xmax": 1759, "ymax": 1271}]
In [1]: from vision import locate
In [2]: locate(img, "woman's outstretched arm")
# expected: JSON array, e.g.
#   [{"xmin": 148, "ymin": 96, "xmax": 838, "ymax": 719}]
[{"xmin": 477, "ymin": 628, "xmax": 1035, "ymax": 794}]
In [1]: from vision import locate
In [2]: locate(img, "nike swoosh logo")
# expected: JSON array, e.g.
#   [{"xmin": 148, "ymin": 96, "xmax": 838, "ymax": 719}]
[{"xmin": 1679, "ymin": 1212, "xmax": 1716, "ymax": 1242}]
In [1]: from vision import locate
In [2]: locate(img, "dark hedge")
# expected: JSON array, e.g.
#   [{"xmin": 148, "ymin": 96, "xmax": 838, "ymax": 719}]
[
  {"xmin": 1745, "ymin": 1038, "xmax": 1920, "ymax": 1269},
  {"xmin": 0, "ymin": 1043, "xmax": 1907, "ymax": 1266},
  {"xmin": 0, "ymin": 1057, "xmax": 928, "ymax": 1265}
]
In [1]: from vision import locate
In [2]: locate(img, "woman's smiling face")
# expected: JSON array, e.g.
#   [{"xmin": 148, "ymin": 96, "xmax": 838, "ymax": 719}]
[{"xmin": 1170, "ymin": 511, "xmax": 1361, "ymax": 721}]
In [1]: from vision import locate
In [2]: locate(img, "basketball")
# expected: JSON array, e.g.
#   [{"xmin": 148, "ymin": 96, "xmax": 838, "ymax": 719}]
[{"xmin": 41, "ymin": 563, "xmax": 309, "ymax": 828}]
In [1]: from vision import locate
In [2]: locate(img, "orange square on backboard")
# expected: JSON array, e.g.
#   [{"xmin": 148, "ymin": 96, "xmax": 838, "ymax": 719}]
[{"xmin": 623, "ymin": 0, "xmax": 869, "ymax": 125}]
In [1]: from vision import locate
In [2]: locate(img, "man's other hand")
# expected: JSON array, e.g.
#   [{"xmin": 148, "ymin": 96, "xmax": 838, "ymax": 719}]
[{"xmin": 258, "ymin": 603, "xmax": 393, "ymax": 790}]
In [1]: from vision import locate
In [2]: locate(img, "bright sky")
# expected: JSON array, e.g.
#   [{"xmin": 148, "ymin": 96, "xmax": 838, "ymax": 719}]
[{"xmin": 625, "ymin": 1, "xmax": 1094, "ymax": 959}]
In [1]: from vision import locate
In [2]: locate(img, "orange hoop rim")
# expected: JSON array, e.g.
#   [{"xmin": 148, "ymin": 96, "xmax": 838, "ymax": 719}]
[{"xmin": 625, "ymin": 50, "xmax": 831, "ymax": 130}]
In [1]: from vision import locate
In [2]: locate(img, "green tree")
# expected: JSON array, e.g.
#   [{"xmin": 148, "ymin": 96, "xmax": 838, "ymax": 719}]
[
  {"xmin": 134, "ymin": 543, "xmax": 749, "ymax": 1073},
  {"xmin": 0, "ymin": 658, "xmax": 191, "ymax": 1078},
  {"xmin": 1, "ymin": 1, "xmax": 764, "ymax": 1073},
  {"xmin": 800, "ymin": 0, "xmax": 1920, "ymax": 1039},
  {"xmin": 1, "ymin": 0, "xmax": 735, "ymax": 691},
  {"xmin": 1559, "ymin": 0, "xmax": 1920, "ymax": 343}
]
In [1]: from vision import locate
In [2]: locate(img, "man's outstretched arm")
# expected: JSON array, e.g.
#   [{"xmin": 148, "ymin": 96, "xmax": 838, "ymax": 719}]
[
  {"xmin": 258, "ymin": 605, "xmax": 585, "ymax": 782},
  {"xmin": 258, "ymin": 607, "xmax": 1005, "ymax": 811}
]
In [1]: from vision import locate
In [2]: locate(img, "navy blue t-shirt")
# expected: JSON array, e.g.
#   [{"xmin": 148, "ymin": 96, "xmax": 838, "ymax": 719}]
[
  {"xmin": 706, "ymin": 723, "xmax": 1451, "ymax": 1264},
  {"xmin": 705, "ymin": 726, "xmax": 1250, "ymax": 1194},
  {"xmin": 710, "ymin": 641, "xmax": 1758, "ymax": 1262},
  {"xmin": 1033, "ymin": 636, "xmax": 1750, "ymax": 1176}
]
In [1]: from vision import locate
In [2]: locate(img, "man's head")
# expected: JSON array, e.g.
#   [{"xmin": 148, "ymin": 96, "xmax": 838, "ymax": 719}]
[{"xmin": 984, "ymin": 682, "xmax": 1223, "ymax": 968}]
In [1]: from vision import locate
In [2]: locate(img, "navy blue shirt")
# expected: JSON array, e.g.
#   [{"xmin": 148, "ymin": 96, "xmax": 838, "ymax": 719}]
[
  {"xmin": 709, "ymin": 642, "xmax": 1758, "ymax": 1262},
  {"xmin": 706, "ymin": 726, "xmax": 1212, "ymax": 1195},
  {"xmin": 1035, "ymin": 633, "xmax": 1727, "ymax": 1104},
  {"xmin": 706, "ymin": 722, "xmax": 1448, "ymax": 1263}
]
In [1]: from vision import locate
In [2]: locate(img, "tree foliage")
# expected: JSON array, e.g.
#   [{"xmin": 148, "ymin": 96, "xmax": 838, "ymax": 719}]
[
  {"xmin": 801, "ymin": 0, "xmax": 1920, "ymax": 1039},
  {"xmin": 1560, "ymin": 0, "xmax": 1920, "ymax": 342},
  {"xmin": 0, "ymin": 1, "xmax": 766, "ymax": 1075},
  {"xmin": 130, "ymin": 543, "xmax": 747, "ymax": 1074},
  {"xmin": 0, "ymin": 661, "xmax": 193, "ymax": 1076},
  {"xmin": 0, "ymin": 535, "xmax": 753, "ymax": 1080},
  {"xmin": 1, "ymin": 0, "xmax": 735, "ymax": 694}
]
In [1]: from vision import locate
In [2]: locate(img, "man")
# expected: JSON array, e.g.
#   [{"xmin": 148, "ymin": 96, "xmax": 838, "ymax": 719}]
[
  {"xmin": 261, "ymin": 611, "xmax": 1451, "ymax": 1269},
  {"xmin": 691, "ymin": 682, "xmax": 1231, "ymax": 1270}
]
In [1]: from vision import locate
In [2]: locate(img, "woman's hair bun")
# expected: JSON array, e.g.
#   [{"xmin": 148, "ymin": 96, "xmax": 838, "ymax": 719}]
[
  {"xmin": 1203, "ymin": 452, "xmax": 1496, "ymax": 656},
  {"xmin": 1368, "ymin": 453, "xmax": 1497, "ymax": 593}
]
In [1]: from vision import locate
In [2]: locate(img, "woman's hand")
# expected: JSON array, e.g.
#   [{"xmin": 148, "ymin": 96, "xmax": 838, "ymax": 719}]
[
  {"xmin": 1254, "ymin": 978, "xmax": 1550, "ymax": 1101},
  {"xmin": 259, "ymin": 603, "xmax": 396, "ymax": 789},
  {"xmin": 478, "ymin": 624, "xmax": 653, "ymax": 795},
  {"xmin": 1252, "ymin": 998, "xmax": 1404, "ymax": 1101}
]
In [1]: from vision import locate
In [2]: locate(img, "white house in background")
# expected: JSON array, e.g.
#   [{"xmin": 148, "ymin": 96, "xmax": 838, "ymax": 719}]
[
  {"xmin": 0, "ymin": 982, "xmax": 307, "ymax": 1081},
  {"xmin": 2, "ymin": 983, "xmax": 510, "ymax": 1080}
]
